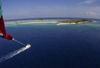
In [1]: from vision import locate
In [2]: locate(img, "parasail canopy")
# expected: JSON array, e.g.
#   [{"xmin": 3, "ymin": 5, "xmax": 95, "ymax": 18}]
[{"xmin": 0, "ymin": 0, "xmax": 13, "ymax": 40}]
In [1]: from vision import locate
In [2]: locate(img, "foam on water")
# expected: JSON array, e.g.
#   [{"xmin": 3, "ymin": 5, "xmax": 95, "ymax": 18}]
[{"xmin": 0, "ymin": 44, "xmax": 31, "ymax": 63}]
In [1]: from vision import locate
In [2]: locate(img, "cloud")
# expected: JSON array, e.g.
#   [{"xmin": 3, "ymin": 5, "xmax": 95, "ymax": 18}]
[
  {"xmin": 86, "ymin": 11, "xmax": 97, "ymax": 17},
  {"xmin": 80, "ymin": 0, "xmax": 97, "ymax": 4},
  {"xmin": 80, "ymin": 7, "xmax": 100, "ymax": 18},
  {"xmin": 84, "ymin": 0, "xmax": 96, "ymax": 4}
]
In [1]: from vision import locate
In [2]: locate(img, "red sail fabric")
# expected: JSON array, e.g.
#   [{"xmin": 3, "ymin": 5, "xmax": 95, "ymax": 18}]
[{"xmin": 0, "ymin": 16, "xmax": 13, "ymax": 40}]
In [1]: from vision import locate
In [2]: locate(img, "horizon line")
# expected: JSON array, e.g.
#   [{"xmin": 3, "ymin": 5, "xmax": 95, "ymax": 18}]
[{"xmin": 4, "ymin": 17, "xmax": 100, "ymax": 21}]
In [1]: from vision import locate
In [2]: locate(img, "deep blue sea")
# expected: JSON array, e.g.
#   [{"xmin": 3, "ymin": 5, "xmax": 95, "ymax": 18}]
[{"xmin": 0, "ymin": 21, "xmax": 100, "ymax": 68}]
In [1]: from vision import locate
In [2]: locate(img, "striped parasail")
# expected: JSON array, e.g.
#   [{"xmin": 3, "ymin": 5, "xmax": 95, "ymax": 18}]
[{"xmin": 0, "ymin": 0, "xmax": 13, "ymax": 40}]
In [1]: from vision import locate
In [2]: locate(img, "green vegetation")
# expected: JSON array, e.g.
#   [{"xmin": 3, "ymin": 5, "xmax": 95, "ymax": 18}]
[{"xmin": 58, "ymin": 19, "xmax": 93, "ymax": 24}]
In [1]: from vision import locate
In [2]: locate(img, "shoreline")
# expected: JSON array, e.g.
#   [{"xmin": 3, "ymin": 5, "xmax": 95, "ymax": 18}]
[
  {"xmin": 5, "ymin": 19, "xmax": 95, "ymax": 26},
  {"xmin": 56, "ymin": 23, "xmax": 76, "ymax": 26}
]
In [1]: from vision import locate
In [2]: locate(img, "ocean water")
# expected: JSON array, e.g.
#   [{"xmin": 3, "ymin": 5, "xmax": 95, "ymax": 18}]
[{"xmin": 0, "ymin": 21, "xmax": 100, "ymax": 68}]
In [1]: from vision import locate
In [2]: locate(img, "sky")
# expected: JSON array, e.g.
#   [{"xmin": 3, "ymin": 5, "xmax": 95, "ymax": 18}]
[{"xmin": 1, "ymin": 0, "xmax": 100, "ymax": 19}]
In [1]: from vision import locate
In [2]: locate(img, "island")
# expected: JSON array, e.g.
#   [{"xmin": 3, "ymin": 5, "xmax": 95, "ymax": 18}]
[
  {"xmin": 5, "ymin": 19, "xmax": 93, "ymax": 26},
  {"xmin": 56, "ymin": 19, "xmax": 93, "ymax": 26}
]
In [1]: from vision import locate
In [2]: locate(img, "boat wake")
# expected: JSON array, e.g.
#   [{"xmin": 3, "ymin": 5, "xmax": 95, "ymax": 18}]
[{"xmin": 0, "ymin": 44, "xmax": 31, "ymax": 63}]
